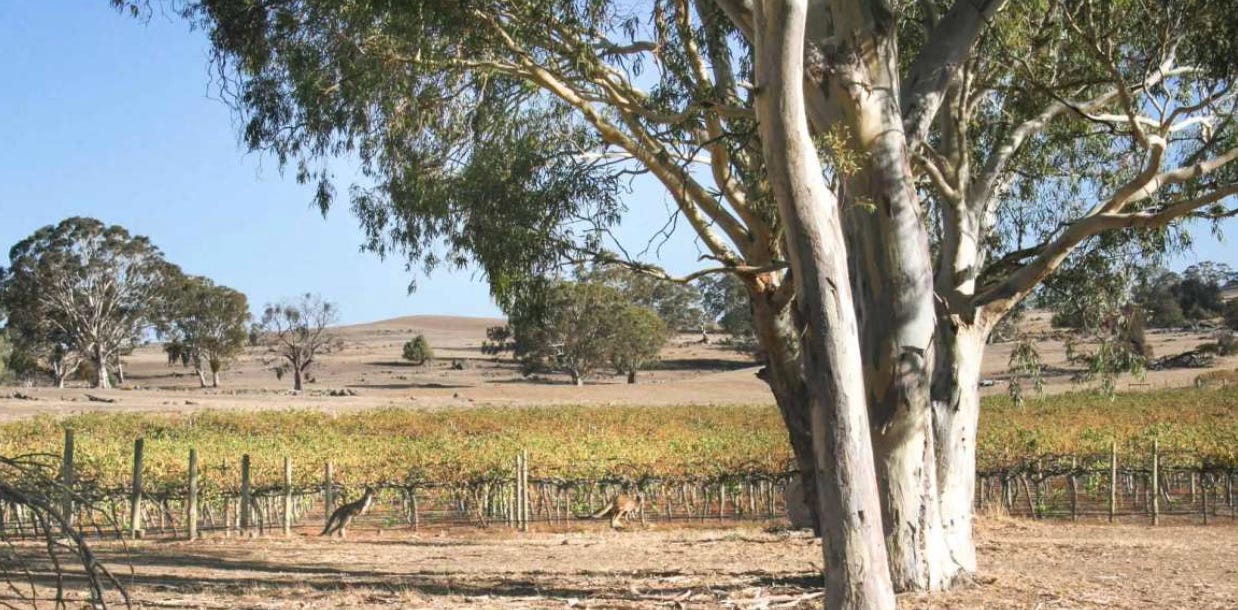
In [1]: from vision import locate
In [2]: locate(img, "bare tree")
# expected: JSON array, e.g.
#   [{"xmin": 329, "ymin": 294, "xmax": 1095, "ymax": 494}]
[
  {"xmin": 259, "ymin": 294, "xmax": 342, "ymax": 391},
  {"xmin": 0, "ymin": 453, "xmax": 130, "ymax": 608}
]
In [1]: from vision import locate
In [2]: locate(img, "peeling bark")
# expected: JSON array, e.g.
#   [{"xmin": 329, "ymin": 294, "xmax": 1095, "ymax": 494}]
[
  {"xmin": 931, "ymin": 322, "xmax": 989, "ymax": 578},
  {"xmin": 753, "ymin": 2, "xmax": 895, "ymax": 608}
]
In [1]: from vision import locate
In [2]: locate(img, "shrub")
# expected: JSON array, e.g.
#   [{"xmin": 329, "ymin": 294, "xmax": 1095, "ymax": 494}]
[
  {"xmin": 1224, "ymin": 298, "xmax": 1238, "ymax": 331},
  {"xmin": 403, "ymin": 334, "xmax": 434, "ymax": 365}
]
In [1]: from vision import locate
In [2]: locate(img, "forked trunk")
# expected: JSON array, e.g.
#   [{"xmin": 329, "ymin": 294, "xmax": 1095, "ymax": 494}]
[
  {"xmin": 753, "ymin": 2, "xmax": 895, "ymax": 607},
  {"xmin": 931, "ymin": 323, "xmax": 989, "ymax": 578},
  {"xmin": 830, "ymin": 43, "xmax": 945, "ymax": 593}
]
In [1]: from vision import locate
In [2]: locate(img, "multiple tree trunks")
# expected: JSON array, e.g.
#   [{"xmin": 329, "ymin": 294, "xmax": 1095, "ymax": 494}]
[{"xmin": 752, "ymin": 2, "xmax": 896, "ymax": 608}]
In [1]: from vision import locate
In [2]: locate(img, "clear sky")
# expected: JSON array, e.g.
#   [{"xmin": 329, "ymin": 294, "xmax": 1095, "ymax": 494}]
[{"xmin": 1, "ymin": 3, "xmax": 1234, "ymax": 325}]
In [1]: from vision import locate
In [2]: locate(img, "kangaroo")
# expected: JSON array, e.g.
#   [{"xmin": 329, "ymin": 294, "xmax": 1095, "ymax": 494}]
[
  {"xmin": 321, "ymin": 487, "xmax": 375, "ymax": 538},
  {"xmin": 590, "ymin": 492, "xmax": 644, "ymax": 529}
]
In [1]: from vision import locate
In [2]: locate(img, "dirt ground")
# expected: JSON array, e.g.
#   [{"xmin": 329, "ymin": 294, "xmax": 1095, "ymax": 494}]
[
  {"xmin": 35, "ymin": 518, "xmax": 1237, "ymax": 609},
  {"xmin": 2, "ymin": 312, "xmax": 1235, "ymax": 422}
]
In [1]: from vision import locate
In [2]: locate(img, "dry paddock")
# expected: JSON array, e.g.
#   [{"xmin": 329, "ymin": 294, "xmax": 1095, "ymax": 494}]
[{"xmin": 16, "ymin": 517, "xmax": 1238, "ymax": 610}]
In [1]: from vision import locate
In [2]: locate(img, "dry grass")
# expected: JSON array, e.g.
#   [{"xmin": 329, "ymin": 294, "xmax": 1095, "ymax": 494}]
[
  {"xmin": 1194, "ymin": 369, "xmax": 1238, "ymax": 388},
  {"xmin": 1, "ymin": 311, "xmax": 1235, "ymax": 425}
]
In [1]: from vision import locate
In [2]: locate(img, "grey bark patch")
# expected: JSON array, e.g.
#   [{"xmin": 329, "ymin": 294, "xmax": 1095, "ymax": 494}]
[{"xmin": 784, "ymin": 476, "xmax": 815, "ymax": 530}]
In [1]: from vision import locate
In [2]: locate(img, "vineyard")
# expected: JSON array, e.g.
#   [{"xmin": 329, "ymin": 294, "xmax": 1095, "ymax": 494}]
[{"xmin": 0, "ymin": 386, "xmax": 1235, "ymax": 537}]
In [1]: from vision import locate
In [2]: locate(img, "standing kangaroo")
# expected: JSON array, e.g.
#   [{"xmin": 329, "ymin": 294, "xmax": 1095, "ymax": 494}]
[
  {"xmin": 590, "ymin": 492, "xmax": 644, "ymax": 528},
  {"xmin": 321, "ymin": 487, "xmax": 375, "ymax": 538}
]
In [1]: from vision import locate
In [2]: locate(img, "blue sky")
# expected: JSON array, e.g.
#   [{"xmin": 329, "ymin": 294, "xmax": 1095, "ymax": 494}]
[
  {"xmin": 0, "ymin": 3, "xmax": 1234, "ymax": 325},
  {"xmin": 0, "ymin": 2, "xmax": 714, "ymax": 324}
]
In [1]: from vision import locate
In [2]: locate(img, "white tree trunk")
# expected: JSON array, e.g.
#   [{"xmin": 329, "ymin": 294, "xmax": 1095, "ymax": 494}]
[
  {"xmin": 931, "ymin": 323, "xmax": 988, "ymax": 577},
  {"xmin": 871, "ymin": 407, "xmax": 948, "ymax": 590},
  {"xmin": 814, "ymin": 1, "xmax": 944, "ymax": 588},
  {"xmin": 196, "ymin": 368, "xmax": 208, "ymax": 388},
  {"xmin": 753, "ymin": 2, "xmax": 895, "ymax": 608},
  {"xmin": 212, "ymin": 371, "xmax": 221, "ymax": 387},
  {"xmin": 93, "ymin": 347, "xmax": 111, "ymax": 389}
]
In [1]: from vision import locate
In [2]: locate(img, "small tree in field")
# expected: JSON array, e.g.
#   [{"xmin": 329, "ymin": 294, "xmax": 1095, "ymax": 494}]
[
  {"xmin": 259, "ymin": 294, "xmax": 342, "ymax": 391},
  {"xmin": 1225, "ymin": 299, "xmax": 1238, "ymax": 331},
  {"xmin": 160, "ymin": 275, "xmax": 250, "ymax": 387},
  {"xmin": 402, "ymin": 334, "xmax": 433, "ymax": 366},
  {"xmin": 513, "ymin": 281, "xmax": 667, "ymax": 385},
  {"xmin": 481, "ymin": 325, "xmax": 514, "ymax": 356},
  {"xmin": 610, "ymin": 305, "xmax": 669, "ymax": 384}
]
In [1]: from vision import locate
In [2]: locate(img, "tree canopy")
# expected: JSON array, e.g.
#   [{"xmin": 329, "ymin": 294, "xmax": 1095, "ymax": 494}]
[
  {"xmin": 124, "ymin": 0, "xmax": 1238, "ymax": 606},
  {"xmin": 0, "ymin": 217, "xmax": 175, "ymax": 388},
  {"xmin": 511, "ymin": 280, "xmax": 669, "ymax": 384},
  {"xmin": 159, "ymin": 274, "xmax": 251, "ymax": 387}
]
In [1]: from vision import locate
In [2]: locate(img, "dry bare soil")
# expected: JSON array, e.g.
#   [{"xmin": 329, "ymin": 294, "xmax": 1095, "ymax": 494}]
[
  {"xmin": 1, "ymin": 311, "xmax": 1235, "ymax": 421},
  {"xmin": 52, "ymin": 518, "xmax": 1238, "ymax": 609}
]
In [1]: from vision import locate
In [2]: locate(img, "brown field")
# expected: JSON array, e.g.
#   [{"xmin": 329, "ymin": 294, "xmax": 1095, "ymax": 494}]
[
  {"xmin": 1, "ymin": 310, "xmax": 1235, "ymax": 422},
  {"xmin": 3, "ymin": 313, "xmax": 1237, "ymax": 609},
  {"xmin": 22, "ymin": 518, "xmax": 1238, "ymax": 610}
]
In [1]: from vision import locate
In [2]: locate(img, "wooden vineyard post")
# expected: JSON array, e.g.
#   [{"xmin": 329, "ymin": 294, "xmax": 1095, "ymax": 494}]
[
  {"xmin": 518, "ymin": 450, "xmax": 530, "ymax": 532},
  {"xmin": 515, "ymin": 450, "xmax": 524, "ymax": 529},
  {"xmin": 1151, "ymin": 439, "xmax": 1159, "ymax": 526},
  {"xmin": 1229, "ymin": 473, "xmax": 1235, "ymax": 521},
  {"xmin": 130, "ymin": 438, "xmax": 145, "ymax": 539},
  {"xmin": 1109, "ymin": 441, "xmax": 1118, "ymax": 523},
  {"xmin": 188, "ymin": 448, "xmax": 199, "ymax": 540},
  {"xmin": 1202, "ymin": 472, "xmax": 1209, "ymax": 526},
  {"xmin": 60, "ymin": 429, "xmax": 75, "ymax": 529},
  {"xmin": 324, "ymin": 461, "xmax": 335, "ymax": 528},
  {"xmin": 1069, "ymin": 457, "xmax": 1078, "ymax": 522},
  {"xmin": 283, "ymin": 457, "xmax": 293, "ymax": 537},
  {"xmin": 222, "ymin": 458, "xmax": 232, "ymax": 537},
  {"xmin": 411, "ymin": 488, "xmax": 420, "ymax": 532},
  {"xmin": 514, "ymin": 453, "xmax": 523, "ymax": 531},
  {"xmin": 240, "ymin": 454, "xmax": 252, "ymax": 536}
]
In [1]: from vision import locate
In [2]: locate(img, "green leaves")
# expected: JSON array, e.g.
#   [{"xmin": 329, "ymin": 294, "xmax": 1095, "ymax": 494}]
[
  {"xmin": 158, "ymin": 275, "xmax": 251, "ymax": 383},
  {"xmin": 510, "ymin": 280, "xmax": 669, "ymax": 382},
  {"xmin": 0, "ymin": 217, "xmax": 174, "ymax": 385},
  {"xmin": 402, "ymin": 334, "xmax": 434, "ymax": 365}
]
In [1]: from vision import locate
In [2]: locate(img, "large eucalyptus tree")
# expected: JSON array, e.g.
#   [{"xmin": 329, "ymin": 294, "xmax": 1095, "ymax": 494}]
[
  {"xmin": 1, "ymin": 217, "xmax": 174, "ymax": 389},
  {"xmin": 119, "ymin": 0, "xmax": 1238, "ymax": 607}
]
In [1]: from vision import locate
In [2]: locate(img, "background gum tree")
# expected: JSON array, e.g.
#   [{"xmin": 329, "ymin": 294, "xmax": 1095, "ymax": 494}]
[
  {"xmin": 510, "ymin": 280, "xmax": 670, "ymax": 385},
  {"xmin": 160, "ymin": 274, "xmax": 251, "ymax": 387},
  {"xmin": 134, "ymin": 0, "xmax": 1238, "ymax": 607},
  {"xmin": 0, "ymin": 217, "xmax": 174, "ymax": 389}
]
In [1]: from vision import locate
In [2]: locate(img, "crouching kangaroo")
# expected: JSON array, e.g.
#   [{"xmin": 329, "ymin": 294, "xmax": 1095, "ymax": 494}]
[
  {"xmin": 321, "ymin": 487, "xmax": 375, "ymax": 538},
  {"xmin": 589, "ymin": 492, "xmax": 644, "ymax": 529}
]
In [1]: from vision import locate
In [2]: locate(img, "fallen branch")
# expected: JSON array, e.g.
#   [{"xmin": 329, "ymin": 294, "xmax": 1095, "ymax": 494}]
[{"xmin": 85, "ymin": 394, "xmax": 117, "ymax": 404}]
